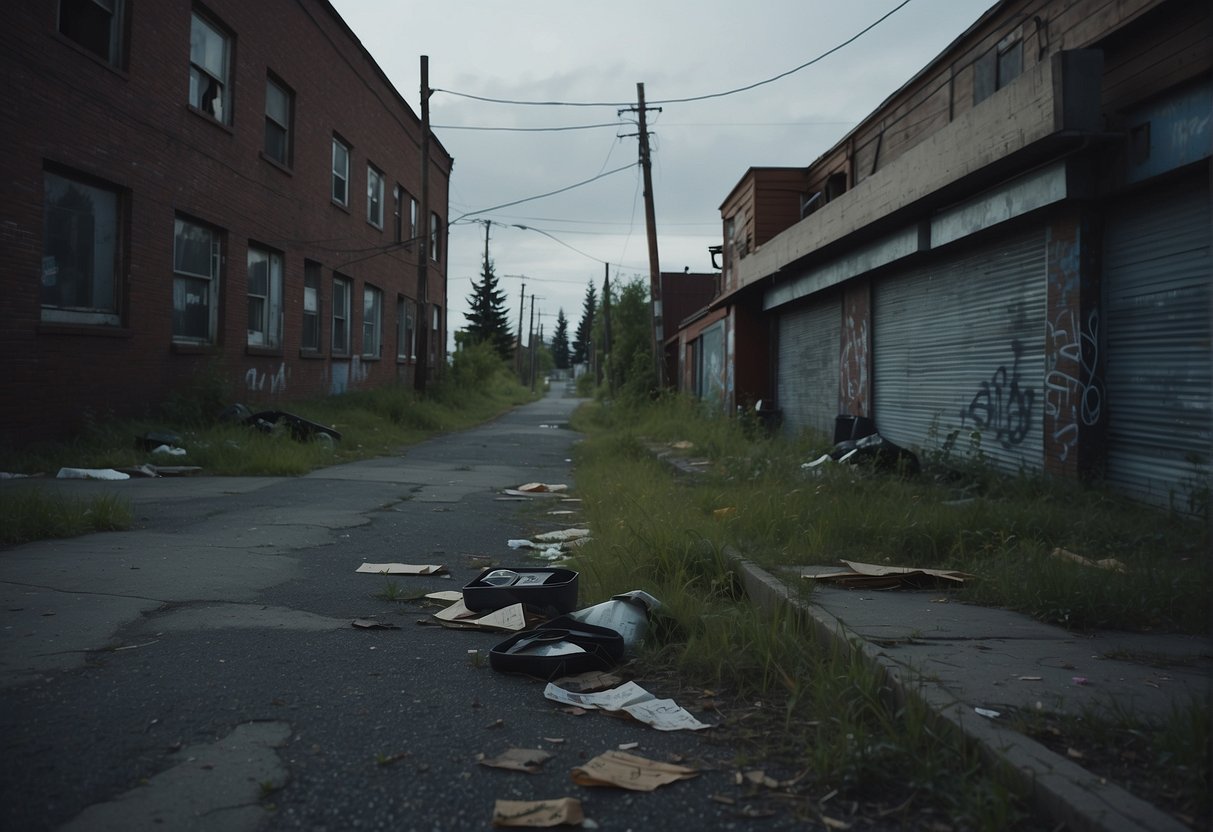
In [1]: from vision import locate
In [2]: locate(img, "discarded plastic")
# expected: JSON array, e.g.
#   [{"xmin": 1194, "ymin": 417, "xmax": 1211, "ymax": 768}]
[
  {"xmin": 566, "ymin": 590, "xmax": 660, "ymax": 653},
  {"xmin": 151, "ymin": 444, "xmax": 187, "ymax": 457},
  {"xmin": 543, "ymin": 681, "xmax": 711, "ymax": 731},
  {"xmin": 974, "ymin": 707, "xmax": 1000, "ymax": 718},
  {"xmin": 56, "ymin": 468, "xmax": 129, "ymax": 481}
]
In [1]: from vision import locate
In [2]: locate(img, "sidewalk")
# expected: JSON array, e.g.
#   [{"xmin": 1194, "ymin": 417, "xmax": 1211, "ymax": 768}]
[
  {"xmin": 653, "ymin": 446, "xmax": 1210, "ymax": 832},
  {"xmin": 739, "ymin": 557, "xmax": 1209, "ymax": 832}
]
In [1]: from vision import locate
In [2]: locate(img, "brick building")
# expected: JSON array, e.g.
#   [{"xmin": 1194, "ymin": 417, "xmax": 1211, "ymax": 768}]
[
  {"xmin": 0, "ymin": 0, "xmax": 452, "ymax": 445},
  {"xmin": 676, "ymin": 0, "xmax": 1210, "ymax": 505}
]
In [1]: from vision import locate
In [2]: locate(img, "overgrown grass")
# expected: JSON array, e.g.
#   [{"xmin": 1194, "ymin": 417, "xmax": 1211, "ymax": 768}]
[
  {"xmin": 567, "ymin": 405, "xmax": 1032, "ymax": 828},
  {"xmin": 1012, "ymin": 698, "xmax": 1210, "ymax": 827},
  {"xmin": 0, "ymin": 487, "xmax": 133, "ymax": 545},
  {"xmin": 571, "ymin": 395, "xmax": 1209, "ymax": 634},
  {"xmin": 0, "ymin": 344, "xmax": 535, "ymax": 480}
]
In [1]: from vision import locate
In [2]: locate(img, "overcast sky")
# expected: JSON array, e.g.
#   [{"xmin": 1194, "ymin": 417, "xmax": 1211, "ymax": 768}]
[{"xmin": 327, "ymin": 0, "xmax": 994, "ymax": 349}]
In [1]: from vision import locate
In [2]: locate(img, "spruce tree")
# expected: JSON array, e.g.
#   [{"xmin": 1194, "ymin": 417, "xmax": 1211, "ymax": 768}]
[
  {"xmin": 551, "ymin": 309, "xmax": 571, "ymax": 370},
  {"xmin": 464, "ymin": 255, "xmax": 513, "ymax": 360},
  {"xmin": 571, "ymin": 281, "xmax": 597, "ymax": 365}
]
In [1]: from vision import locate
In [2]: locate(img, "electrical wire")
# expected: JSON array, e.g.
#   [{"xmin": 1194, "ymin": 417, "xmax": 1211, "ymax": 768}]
[
  {"xmin": 451, "ymin": 161, "xmax": 638, "ymax": 224},
  {"xmin": 431, "ymin": 0, "xmax": 913, "ymax": 108},
  {"xmin": 431, "ymin": 121, "xmax": 623, "ymax": 133}
]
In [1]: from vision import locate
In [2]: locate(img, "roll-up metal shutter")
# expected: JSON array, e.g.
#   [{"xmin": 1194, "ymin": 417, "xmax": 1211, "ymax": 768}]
[
  {"xmin": 1103, "ymin": 180, "xmax": 1211, "ymax": 505},
  {"xmin": 873, "ymin": 231, "xmax": 1047, "ymax": 470},
  {"xmin": 776, "ymin": 296, "xmax": 841, "ymax": 437}
]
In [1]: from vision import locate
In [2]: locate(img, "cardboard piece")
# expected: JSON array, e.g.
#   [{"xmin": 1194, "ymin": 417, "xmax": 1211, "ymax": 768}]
[
  {"xmin": 425, "ymin": 590, "xmax": 464, "ymax": 603},
  {"xmin": 356, "ymin": 563, "xmax": 447, "ymax": 575},
  {"xmin": 478, "ymin": 748, "xmax": 553, "ymax": 774},
  {"xmin": 433, "ymin": 599, "xmax": 530, "ymax": 632},
  {"xmin": 805, "ymin": 560, "xmax": 972, "ymax": 589},
  {"xmin": 1049, "ymin": 547, "xmax": 1128, "ymax": 573},
  {"xmin": 571, "ymin": 750, "xmax": 697, "ymax": 791},
  {"xmin": 491, "ymin": 798, "xmax": 583, "ymax": 828}
]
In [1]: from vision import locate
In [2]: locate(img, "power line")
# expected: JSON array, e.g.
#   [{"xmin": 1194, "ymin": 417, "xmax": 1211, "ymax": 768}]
[
  {"xmin": 432, "ymin": 0, "xmax": 913, "ymax": 108},
  {"xmin": 451, "ymin": 161, "xmax": 638, "ymax": 224},
  {"xmin": 432, "ymin": 121, "xmax": 622, "ymax": 133}
]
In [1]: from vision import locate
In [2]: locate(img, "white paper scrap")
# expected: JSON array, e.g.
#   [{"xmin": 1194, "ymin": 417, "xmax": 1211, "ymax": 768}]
[{"xmin": 544, "ymin": 682, "xmax": 712, "ymax": 731}]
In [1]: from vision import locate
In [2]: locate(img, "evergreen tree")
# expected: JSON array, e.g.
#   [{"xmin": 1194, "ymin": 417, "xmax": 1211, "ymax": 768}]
[
  {"xmin": 550, "ymin": 309, "xmax": 571, "ymax": 370},
  {"xmin": 464, "ymin": 255, "xmax": 513, "ymax": 360},
  {"xmin": 571, "ymin": 281, "xmax": 597, "ymax": 365}
]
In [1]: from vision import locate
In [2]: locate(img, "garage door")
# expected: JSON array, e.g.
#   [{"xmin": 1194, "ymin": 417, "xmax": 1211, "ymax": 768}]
[
  {"xmin": 776, "ymin": 295, "xmax": 841, "ymax": 438},
  {"xmin": 873, "ymin": 231, "xmax": 1047, "ymax": 470},
  {"xmin": 1103, "ymin": 180, "xmax": 1211, "ymax": 505}
]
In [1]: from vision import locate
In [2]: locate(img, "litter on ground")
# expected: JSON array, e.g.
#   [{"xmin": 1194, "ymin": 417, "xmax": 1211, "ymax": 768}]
[{"xmin": 355, "ymin": 563, "xmax": 447, "ymax": 576}]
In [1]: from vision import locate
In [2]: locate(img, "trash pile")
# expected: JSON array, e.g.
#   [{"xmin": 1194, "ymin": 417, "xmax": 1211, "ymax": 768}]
[
  {"xmin": 802, "ymin": 415, "xmax": 920, "ymax": 476},
  {"xmin": 353, "ymin": 483, "xmax": 717, "ymax": 825}
]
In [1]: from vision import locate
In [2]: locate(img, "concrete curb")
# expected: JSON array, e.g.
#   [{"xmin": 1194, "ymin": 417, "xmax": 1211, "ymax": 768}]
[{"xmin": 727, "ymin": 551, "xmax": 1190, "ymax": 832}]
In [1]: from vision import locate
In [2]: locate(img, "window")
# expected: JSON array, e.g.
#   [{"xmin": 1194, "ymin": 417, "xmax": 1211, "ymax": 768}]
[
  {"xmin": 362, "ymin": 285, "xmax": 382, "ymax": 358},
  {"xmin": 246, "ymin": 246, "xmax": 282, "ymax": 348},
  {"xmin": 397, "ymin": 296, "xmax": 416, "ymax": 360},
  {"xmin": 302, "ymin": 260, "xmax": 322, "ymax": 352},
  {"xmin": 429, "ymin": 304, "xmax": 441, "ymax": 366},
  {"xmin": 429, "ymin": 212, "xmax": 442, "ymax": 262},
  {"xmin": 188, "ymin": 12, "xmax": 230, "ymax": 124},
  {"xmin": 331, "ymin": 275, "xmax": 350, "ymax": 354},
  {"xmin": 393, "ymin": 186, "xmax": 403, "ymax": 242},
  {"xmin": 367, "ymin": 166, "xmax": 384, "ymax": 228},
  {"xmin": 42, "ymin": 170, "xmax": 122, "ymax": 326},
  {"xmin": 59, "ymin": 0, "xmax": 123, "ymax": 65},
  {"xmin": 173, "ymin": 217, "xmax": 219, "ymax": 343},
  {"xmin": 331, "ymin": 137, "xmax": 349, "ymax": 205},
  {"xmin": 410, "ymin": 197, "xmax": 418, "ymax": 239},
  {"xmin": 264, "ymin": 76, "xmax": 292, "ymax": 166},
  {"xmin": 973, "ymin": 33, "xmax": 1024, "ymax": 106}
]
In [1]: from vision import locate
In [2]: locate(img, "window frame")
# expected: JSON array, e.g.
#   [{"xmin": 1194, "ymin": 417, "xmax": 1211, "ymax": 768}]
[
  {"xmin": 302, "ymin": 260, "xmax": 322, "ymax": 353},
  {"xmin": 396, "ymin": 295, "xmax": 416, "ymax": 361},
  {"xmin": 58, "ymin": 0, "xmax": 125, "ymax": 66},
  {"xmin": 362, "ymin": 284, "xmax": 382, "ymax": 358},
  {"xmin": 331, "ymin": 137, "xmax": 350, "ymax": 206},
  {"xmin": 366, "ymin": 165, "xmax": 385, "ymax": 229},
  {"xmin": 41, "ymin": 168, "xmax": 124, "ymax": 327},
  {"xmin": 188, "ymin": 11, "xmax": 231, "ymax": 125},
  {"xmin": 246, "ymin": 245, "xmax": 283, "ymax": 349},
  {"xmin": 429, "ymin": 212, "xmax": 442, "ymax": 262},
  {"xmin": 172, "ymin": 215, "xmax": 221, "ymax": 345},
  {"xmin": 263, "ymin": 75, "xmax": 293, "ymax": 167},
  {"xmin": 331, "ymin": 274, "xmax": 351, "ymax": 355}
]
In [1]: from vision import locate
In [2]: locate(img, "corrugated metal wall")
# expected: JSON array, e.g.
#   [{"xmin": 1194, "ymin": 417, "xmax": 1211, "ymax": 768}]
[
  {"xmin": 776, "ymin": 296, "xmax": 841, "ymax": 437},
  {"xmin": 873, "ymin": 231, "xmax": 1047, "ymax": 470},
  {"xmin": 1103, "ymin": 180, "xmax": 1211, "ymax": 505}
]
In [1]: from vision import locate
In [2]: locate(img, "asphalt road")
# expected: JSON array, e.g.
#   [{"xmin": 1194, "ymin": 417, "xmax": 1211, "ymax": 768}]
[{"xmin": 0, "ymin": 386, "xmax": 786, "ymax": 832}]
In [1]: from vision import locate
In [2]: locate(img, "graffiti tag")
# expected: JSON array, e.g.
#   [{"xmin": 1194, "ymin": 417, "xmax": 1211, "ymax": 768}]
[{"xmin": 959, "ymin": 340, "xmax": 1035, "ymax": 448}]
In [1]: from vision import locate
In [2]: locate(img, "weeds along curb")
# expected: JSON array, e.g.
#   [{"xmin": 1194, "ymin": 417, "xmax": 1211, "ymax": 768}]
[{"xmin": 724, "ymin": 548, "xmax": 1189, "ymax": 832}]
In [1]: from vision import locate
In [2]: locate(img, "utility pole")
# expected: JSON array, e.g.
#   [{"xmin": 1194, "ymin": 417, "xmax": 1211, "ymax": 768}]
[
  {"xmin": 515, "ymin": 282, "xmax": 526, "ymax": 380},
  {"xmin": 528, "ymin": 294, "xmax": 537, "ymax": 392},
  {"xmin": 414, "ymin": 56, "xmax": 432, "ymax": 393},
  {"xmin": 633, "ymin": 82, "xmax": 665, "ymax": 388},
  {"xmin": 602, "ymin": 264, "xmax": 612, "ymax": 394}
]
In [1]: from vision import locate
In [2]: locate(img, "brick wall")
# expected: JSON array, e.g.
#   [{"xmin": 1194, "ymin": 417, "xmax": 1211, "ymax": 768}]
[{"xmin": 0, "ymin": 0, "xmax": 451, "ymax": 444}]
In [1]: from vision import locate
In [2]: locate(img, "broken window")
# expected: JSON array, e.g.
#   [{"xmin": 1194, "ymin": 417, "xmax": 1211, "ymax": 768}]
[
  {"xmin": 188, "ymin": 12, "xmax": 230, "ymax": 124},
  {"xmin": 58, "ymin": 0, "xmax": 124, "ymax": 65},
  {"xmin": 362, "ymin": 284, "xmax": 382, "ymax": 358},
  {"xmin": 172, "ymin": 216, "xmax": 220, "ymax": 343},
  {"xmin": 302, "ymin": 260, "xmax": 322, "ymax": 352},
  {"xmin": 973, "ymin": 32, "xmax": 1024, "ymax": 106},
  {"xmin": 264, "ymin": 76, "xmax": 292, "ymax": 166},
  {"xmin": 42, "ymin": 169, "xmax": 122, "ymax": 326},
  {"xmin": 332, "ymin": 274, "xmax": 351, "ymax": 354},
  {"xmin": 246, "ymin": 246, "xmax": 282, "ymax": 348}
]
